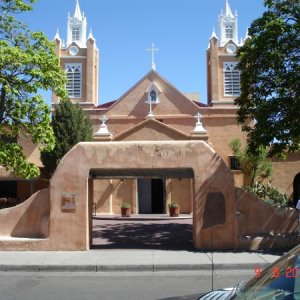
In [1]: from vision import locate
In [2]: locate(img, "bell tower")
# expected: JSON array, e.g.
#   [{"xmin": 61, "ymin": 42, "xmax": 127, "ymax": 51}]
[
  {"xmin": 52, "ymin": 0, "xmax": 99, "ymax": 109},
  {"xmin": 218, "ymin": 0, "xmax": 238, "ymax": 47},
  {"xmin": 67, "ymin": 0, "xmax": 87, "ymax": 48},
  {"xmin": 207, "ymin": 0, "xmax": 243, "ymax": 107}
]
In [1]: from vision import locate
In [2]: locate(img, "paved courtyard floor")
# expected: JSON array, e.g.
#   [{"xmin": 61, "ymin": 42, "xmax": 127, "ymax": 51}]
[{"xmin": 92, "ymin": 215, "xmax": 193, "ymax": 250}]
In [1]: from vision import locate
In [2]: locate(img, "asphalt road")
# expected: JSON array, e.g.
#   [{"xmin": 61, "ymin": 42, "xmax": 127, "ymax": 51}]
[{"xmin": 0, "ymin": 270, "xmax": 254, "ymax": 300}]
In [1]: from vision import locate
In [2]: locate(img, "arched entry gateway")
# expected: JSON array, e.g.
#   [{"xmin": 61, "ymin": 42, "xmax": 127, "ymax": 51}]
[{"xmin": 48, "ymin": 141, "xmax": 237, "ymax": 250}]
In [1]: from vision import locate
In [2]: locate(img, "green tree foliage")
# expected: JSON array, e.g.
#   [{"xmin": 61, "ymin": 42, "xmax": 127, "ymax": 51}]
[
  {"xmin": 41, "ymin": 100, "xmax": 93, "ymax": 178},
  {"xmin": 236, "ymin": 0, "xmax": 300, "ymax": 157},
  {"xmin": 229, "ymin": 138, "xmax": 272, "ymax": 186},
  {"xmin": 0, "ymin": 0, "xmax": 67, "ymax": 178}
]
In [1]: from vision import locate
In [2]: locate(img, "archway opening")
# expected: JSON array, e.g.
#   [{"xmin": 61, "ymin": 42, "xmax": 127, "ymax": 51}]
[{"xmin": 88, "ymin": 168, "xmax": 194, "ymax": 250}]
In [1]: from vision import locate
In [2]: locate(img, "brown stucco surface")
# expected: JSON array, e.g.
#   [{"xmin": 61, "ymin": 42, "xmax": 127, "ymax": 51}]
[
  {"xmin": 236, "ymin": 188, "xmax": 299, "ymax": 250},
  {"xmin": 46, "ymin": 141, "xmax": 237, "ymax": 250},
  {"xmin": 0, "ymin": 141, "xmax": 298, "ymax": 251}
]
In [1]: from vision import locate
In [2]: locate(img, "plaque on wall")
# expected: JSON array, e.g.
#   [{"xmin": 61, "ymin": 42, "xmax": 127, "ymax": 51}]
[{"xmin": 61, "ymin": 193, "xmax": 76, "ymax": 212}]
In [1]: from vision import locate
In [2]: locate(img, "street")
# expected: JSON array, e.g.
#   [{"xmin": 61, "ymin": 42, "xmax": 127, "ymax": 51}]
[{"xmin": 0, "ymin": 270, "xmax": 253, "ymax": 300}]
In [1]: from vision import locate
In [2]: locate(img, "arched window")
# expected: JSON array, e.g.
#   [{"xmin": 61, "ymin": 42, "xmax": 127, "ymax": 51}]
[
  {"xmin": 150, "ymin": 90, "xmax": 157, "ymax": 102},
  {"xmin": 65, "ymin": 63, "xmax": 82, "ymax": 98},
  {"xmin": 223, "ymin": 62, "xmax": 240, "ymax": 96},
  {"xmin": 146, "ymin": 84, "xmax": 160, "ymax": 103}
]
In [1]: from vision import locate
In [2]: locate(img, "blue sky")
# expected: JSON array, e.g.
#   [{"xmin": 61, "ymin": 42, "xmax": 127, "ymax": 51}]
[{"xmin": 20, "ymin": 0, "xmax": 265, "ymax": 105}]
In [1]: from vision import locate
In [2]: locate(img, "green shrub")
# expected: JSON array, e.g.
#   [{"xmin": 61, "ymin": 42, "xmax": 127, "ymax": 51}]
[
  {"xmin": 121, "ymin": 202, "xmax": 131, "ymax": 208},
  {"xmin": 244, "ymin": 183, "xmax": 288, "ymax": 208}
]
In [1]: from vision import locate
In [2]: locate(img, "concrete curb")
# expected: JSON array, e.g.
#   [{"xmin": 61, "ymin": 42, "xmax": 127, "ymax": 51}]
[{"xmin": 0, "ymin": 263, "xmax": 270, "ymax": 273}]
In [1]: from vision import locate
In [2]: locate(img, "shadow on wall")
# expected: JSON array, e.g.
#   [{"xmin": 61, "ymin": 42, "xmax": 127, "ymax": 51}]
[
  {"xmin": 0, "ymin": 188, "xmax": 50, "ymax": 238},
  {"xmin": 236, "ymin": 188, "xmax": 300, "ymax": 250},
  {"xmin": 193, "ymin": 151, "xmax": 237, "ymax": 250}
]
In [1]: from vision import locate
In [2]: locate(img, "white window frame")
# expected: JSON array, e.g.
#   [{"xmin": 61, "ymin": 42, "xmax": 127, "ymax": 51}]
[
  {"xmin": 225, "ymin": 24, "xmax": 233, "ymax": 39},
  {"xmin": 72, "ymin": 26, "xmax": 80, "ymax": 42},
  {"xmin": 223, "ymin": 62, "xmax": 240, "ymax": 97},
  {"xmin": 65, "ymin": 63, "xmax": 82, "ymax": 98},
  {"xmin": 146, "ymin": 84, "xmax": 160, "ymax": 104}
]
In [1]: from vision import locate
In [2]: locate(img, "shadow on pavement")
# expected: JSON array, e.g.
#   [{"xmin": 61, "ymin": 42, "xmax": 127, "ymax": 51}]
[{"xmin": 92, "ymin": 219, "xmax": 193, "ymax": 250}]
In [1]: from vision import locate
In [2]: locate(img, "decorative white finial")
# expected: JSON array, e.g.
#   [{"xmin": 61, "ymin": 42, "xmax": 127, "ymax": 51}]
[
  {"xmin": 244, "ymin": 28, "xmax": 250, "ymax": 41},
  {"xmin": 88, "ymin": 28, "xmax": 94, "ymax": 40},
  {"xmin": 193, "ymin": 113, "xmax": 207, "ymax": 133},
  {"xmin": 146, "ymin": 43, "xmax": 159, "ymax": 71},
  {"xmin": 54, "ymin": 29, "xmax": 61, "ymax": 41},
  {"xmin": 210, "ymin": 27, "xmax": 218, "ymax": 39},
  {"xmin": 95, "ymin": 115, "xmax": 111, "ymax": 136}
]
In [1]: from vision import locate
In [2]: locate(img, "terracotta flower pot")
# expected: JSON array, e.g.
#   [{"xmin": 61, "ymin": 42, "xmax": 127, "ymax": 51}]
[
  {"xmin": 169, "ymin": 206, "xmax": 179, "ymax": 217},
  {"xmin": 121, "ymin": 207, "xmax": 131, "ymax": 217}
]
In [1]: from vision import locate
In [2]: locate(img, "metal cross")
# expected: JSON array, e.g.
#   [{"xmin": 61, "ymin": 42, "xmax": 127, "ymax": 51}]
[{"xmin": 146, "ymin": 43, "xmax": 159, "ymax": 71}]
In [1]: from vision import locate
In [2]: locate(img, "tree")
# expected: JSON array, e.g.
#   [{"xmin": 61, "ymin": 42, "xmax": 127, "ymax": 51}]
[
  {"xmin": 236, "ymin": 0, "xmax": 300, "ymax": 157},
  {"xmin": 229, "ymin": 138, "xmax": 272, "ymax": 186},
  {"xmin": 41, "ymin": 100, "xmax": 93, "ymax": 178},
  {"xmin": 0, "ymin": 0, "xmax": 67, "ymax": 178}
]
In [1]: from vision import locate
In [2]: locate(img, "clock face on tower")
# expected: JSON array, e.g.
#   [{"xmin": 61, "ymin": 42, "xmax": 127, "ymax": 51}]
[
  {"xmin": 226, "ymin": 43, "xmax": 237, "ymax": 54},
  {"xmin": 69, "ymin": 46, "xmax": 79, "ymax": 56}
]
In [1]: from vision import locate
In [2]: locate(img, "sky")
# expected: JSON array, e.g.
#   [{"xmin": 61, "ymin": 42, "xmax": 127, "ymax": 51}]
[{"xmin": 20, "ymin": 0, "xmax": 265, "ymax": 105}]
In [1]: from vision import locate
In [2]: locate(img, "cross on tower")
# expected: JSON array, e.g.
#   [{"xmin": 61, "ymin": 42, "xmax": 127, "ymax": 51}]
[{"xmin": 146, "ymin": 43, "xmax": 159, "ymax": 71}]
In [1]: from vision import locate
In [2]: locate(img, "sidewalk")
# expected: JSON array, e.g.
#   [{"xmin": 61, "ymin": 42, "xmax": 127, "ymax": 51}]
[{"xmin": 0, "ymin": 249, "xmax": 282, "ymax": 272}]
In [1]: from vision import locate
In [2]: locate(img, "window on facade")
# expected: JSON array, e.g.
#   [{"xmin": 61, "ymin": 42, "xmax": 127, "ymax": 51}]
[
  {"xmin": 65, "ymin": 64, "xmax": 82, "ymax": 98},
  {"xmin": 223, "ymin": 62, "xmax": 240, "ymax": 96},
  {"xmin": 146, "ymin": 84, "xmax": 160, "ymax": 103},
  {"xmin": 229, "ymin": 156, "xmax": 241, "ymax": 170},
  {"xmin": 150, "ymin": 90, "xmax": 157, "ymax": 102},
  {"xmin": 225, "ymin": 24, "xmax": 233, "ymax": 39},
  {"xmin": 72, "ymin": 27, "xmax": 80, "ymax": 41}
]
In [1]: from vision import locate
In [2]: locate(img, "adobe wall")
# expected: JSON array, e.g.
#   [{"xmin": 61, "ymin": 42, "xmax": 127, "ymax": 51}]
[
  {"xmin": 46, "ymin": 141, "xmax": 237, "ymax": 250},
  {"xmin": 0, "ymin": 141, "xmax": 298, "ymax": 251},
  {"xmin": 0, "ymin": 189, "xmax": 50, "ymax": 250},
  {"xmin": 271, "ymin": 153, "xmax": 300, "ymax": 198},
  {"xmin": 236, "ymin": 188, "xmax": 299, "ymax": 250}
]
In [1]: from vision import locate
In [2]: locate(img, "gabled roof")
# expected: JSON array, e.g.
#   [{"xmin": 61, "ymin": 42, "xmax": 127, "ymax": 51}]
[
  {"xmin": 114, "ymin": 118, "xmax": 190, "ymax": 141},
  {"xmin": 97, "ymin": 100, "xmax": 117, "ymax": 109},
  {"xmin": 105, "ymin": 69, "xmax": 203, "ymax": 116}
]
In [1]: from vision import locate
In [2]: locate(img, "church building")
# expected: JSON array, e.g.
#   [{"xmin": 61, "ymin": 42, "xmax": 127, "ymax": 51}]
[
  {"xmin": 50, "ymin": 0, "xmax": 300, "ymax": 215},
  {"xmin": 0, "ymin": 0, "xmax": 299, "ymax": 251},
  {"xmin": 1, "ymin": 0, "xmax": 299, "ymax": 214}
]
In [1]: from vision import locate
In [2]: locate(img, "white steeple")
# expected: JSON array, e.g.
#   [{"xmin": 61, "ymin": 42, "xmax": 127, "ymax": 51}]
[
  {"xmin": 225, "ymin": 0, "xmax": 233, "ymax": 17},
  {"xmin": 74, "ymin": 0, "xmax": 82, "ymax": 20},
  {"xmin": 67, "ymin": 0, "xmax": 87, "ymax": 48},
  {"xmin": 218, "ymin": 0, "xmax": 238, "ymax": 46}
]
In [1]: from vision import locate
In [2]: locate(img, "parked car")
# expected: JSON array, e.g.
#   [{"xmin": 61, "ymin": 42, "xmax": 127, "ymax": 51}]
[{"xmin": 198, "ymin": 244, "xmax": 300, "ymax": 299}]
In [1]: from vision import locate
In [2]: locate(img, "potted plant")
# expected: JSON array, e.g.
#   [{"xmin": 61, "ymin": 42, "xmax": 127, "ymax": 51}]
[
  {"xmin": 168, "ymin": 202, "xmax": 179, "ymax": 217},
  {"xmin": 121, "ymin": 202, "xmax": 131, "ymax": 217}
]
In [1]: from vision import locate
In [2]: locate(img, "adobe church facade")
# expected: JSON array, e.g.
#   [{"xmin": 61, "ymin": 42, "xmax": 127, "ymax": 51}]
[
  {"xmin": 0, "ymin": 0, "xmax": 299, "ymax": 251},
  {"xmin": 50, "ymin": 0, "xmax": 300, "ymax": 214}
]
